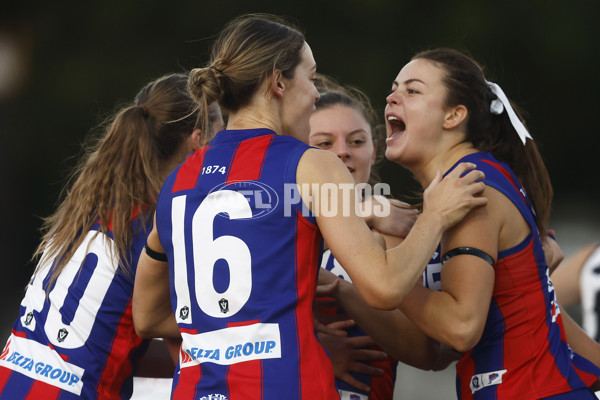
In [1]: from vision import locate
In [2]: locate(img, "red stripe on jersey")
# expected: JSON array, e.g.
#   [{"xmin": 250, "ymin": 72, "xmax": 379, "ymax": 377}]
[
  {"xmin": 496, "ymin": 240, "xmax": 568, "ymax": 398},
  {"xmin": 0, "ymin": 366, "xmax": 12, "ymax": 394},
  {"xmin": 25, "ymin": 380, "xmax": 61, "ymax": 400},
  {"xmin": 179, "ymin": 327, "xmax": 199, "ymax": 335},
  {"xmin": 572, "ymin": 361, "xmax": 599, "ymax": 388},
  {"xmin": 293, "ymin": 211, "xmax": 338, "ymax": 399},
  {"xmin": 458, "ymin": 352, "xmax": 476, "ymax": 399},
  {"xmin": 480, "ymin": 159, "xmax": 527, "ymax": 204},
  {"xmin": 226, "ymin": 320, "xmax": 262, "ymax": 400},
  {"xmin": 226, "ymin": 135, "xmax": 273, "ymax": 184},
  {"xmin": 11, "ymin": 330, "xmax": 26, "ymax": 339},
  {"xmin": 96, "ymin": 297, "xmax": 144, "ymax": 398},
  {"xmin": 172, "ymin": 147, "xmax": 210, "ymax": 193},
  {"xmin": 172, "ymin": 365, "xmax": 202, "ymax": 400}
]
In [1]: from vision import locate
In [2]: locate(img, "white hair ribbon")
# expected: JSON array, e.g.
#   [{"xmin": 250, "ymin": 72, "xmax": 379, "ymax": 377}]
[{"xmin": 486, "ymin": 80, "xmax": 533, "ymax": 145}]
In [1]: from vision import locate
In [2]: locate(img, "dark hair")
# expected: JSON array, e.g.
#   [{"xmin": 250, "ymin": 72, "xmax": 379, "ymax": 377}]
[
  {"xmin": 35, "ymin": 73, "xmax": 200, "ymax": 290},
  {"xmin": 412, "ymin": 48, "xmax": 552, "ymax": 236},
  {"xmin": 313, "ymin": 74, "xmax": 385, "ymax": 185},
  {"xmin": 188, "ymin": 13, "xmax": 305, "ymax": 136}
]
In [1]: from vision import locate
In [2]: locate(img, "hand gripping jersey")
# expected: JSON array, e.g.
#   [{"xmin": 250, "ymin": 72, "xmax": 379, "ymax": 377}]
[
  {"xmin": 441, "ymin": 152, "xmax": 599, "ymax": 400},
  {"xmin": 0, "ymin": 219, "xmax": 150, "ymax": 399},
  {"xmin": 579, "ymin": 246, "xmax": 600, "ymax": 341},
  {"xmin": 155, "ymin": 129, "xmax": 339, "ymax": 400},
  {"xmin": 320, "ymin": 249, "xmax": 397, "ymax": 400}
]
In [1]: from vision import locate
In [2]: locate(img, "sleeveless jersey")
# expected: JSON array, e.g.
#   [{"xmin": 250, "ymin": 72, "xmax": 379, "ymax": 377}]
[
  {"xmin": 155, "ymin": 128, "xmax": 339, "ymax": 400},
  {"xmin": 579, "ymin": 246, "xmax": 600, "ymax": 341},
  {"xmin": 0, "ymin": 219, "xmax": 149, "ymax": 399},
  {"xmin": 438, "ymin": 152, "xmax": 600, "ymax": 399},
  {"xmin": 320, "ymin": 249, "xmax": 397, "ymax": 400}
]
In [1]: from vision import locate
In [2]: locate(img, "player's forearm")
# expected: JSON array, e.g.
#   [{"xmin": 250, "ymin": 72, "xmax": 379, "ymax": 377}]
[
  {"xmin": 335, "ymin": 278, "xmax": 441, "ymax": 370},
  {"xmin": 367, "ymin": 211, "xmax": 444, "ymax": 309},
  {"xmin": 399, "ymin": 285, "xmax": 484, "ymax": 353},
  {"xmin": 561, "ymin": 309, "xmax": 600, "ymax": 369}
]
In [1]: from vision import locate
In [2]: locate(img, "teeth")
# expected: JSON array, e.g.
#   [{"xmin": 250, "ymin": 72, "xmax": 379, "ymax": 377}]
[{"xmin": 387, "ymin": 115, "xmax": 399, "ymax": 121}]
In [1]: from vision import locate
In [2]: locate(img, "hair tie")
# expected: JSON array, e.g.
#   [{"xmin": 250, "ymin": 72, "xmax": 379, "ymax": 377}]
[
  {"xmin": 140, "ymin": 105, "xmax": 149, "ymax": 118},
  {"xmin": 485, "ymin": 80, "xmax": 532, "ymax": 145},
  {"xmin": 209, "ymin": 65, "xmax": 223, "ymax": 74}
]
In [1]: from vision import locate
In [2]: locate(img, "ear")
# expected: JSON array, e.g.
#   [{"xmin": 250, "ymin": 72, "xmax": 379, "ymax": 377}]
[
  {"xmin": 189, "ymin": 129, "xmax": 203, "ymax": 149},
  {"xmin": 443, "ymin": 105, "xmax": 468, "ymax": 130},
  {"xmin": 270, "ymin": 69, "xmax": 285, "ymax": 98}
]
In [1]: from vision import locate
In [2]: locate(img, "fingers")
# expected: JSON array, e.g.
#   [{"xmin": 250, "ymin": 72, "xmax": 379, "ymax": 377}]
[
  {"xmin": 460, "ymin": 168, "xmax": 485, "ymax": 185},
  {"xmin": 315, "ymin": 320, "xmax": 348, "ymax": 337},
  {"xmin": 349, "ymin": 348, "xmax": 389, "ymax": 363},
  {"xmin": 347, "ymin": 334, "xmax": 377, "ymax": 348},
  {"xmin": 349, "ymin": 359, "xmax": 385, "ymax": 375},
  {"xmin": 339, "ymin": 373, "xmax": 372, "ymax": 393},
  {"xmin": 315, "ymin": 276, "xmax": 339, "ymax": 297},
  {"xmin": 327, "ymin": 319, "xmax": 357, "ymax": 331},
  {"xmin": 447, "ymin": 162, "xmax": 477, "ymax": 178}
]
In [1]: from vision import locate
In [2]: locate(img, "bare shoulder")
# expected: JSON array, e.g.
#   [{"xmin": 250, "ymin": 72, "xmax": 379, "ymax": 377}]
[
  {"xmin": 441, "ymin": 185, "xmax": 504, "ymax": 259},
  {"xmin": 297, "ymin": 148, "xmax": 353, "ymax": 185}
]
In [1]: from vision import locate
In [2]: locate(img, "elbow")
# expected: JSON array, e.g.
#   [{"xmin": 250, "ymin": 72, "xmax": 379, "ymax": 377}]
[
  {"xmin": 361, "ymin": 285, "xmax": 405, "ymax": 310},
  {"xmin": 132, "ymin": 303, "xmax": 158, "ymax": 339},
  {"xmin": 445, "ymin": 321, "xmax": 482, "ymax": 353},
  {"xmin": 134, "ymin": 324, "xmax": 155, "ymax": 339},
  {"xmin": 133, "ymin": 314, "xmax": 156, "ymax": 339}
]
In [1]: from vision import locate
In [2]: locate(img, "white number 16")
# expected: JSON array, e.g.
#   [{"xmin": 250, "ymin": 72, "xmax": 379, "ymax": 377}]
[{"xmin": 172, "ymin": 190, "xmax": 252, "ymax": 322}]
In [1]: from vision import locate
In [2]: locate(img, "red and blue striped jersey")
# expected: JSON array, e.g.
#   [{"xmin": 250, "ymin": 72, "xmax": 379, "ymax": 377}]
[
  {"xmin": 0, "ymin": 219, "xmax": 150, "ymax": 399},
  {"xmin": 155, "ymin": 128, "xmax": 339, "ymax": 400},
  {"xmin": 445, "ymin": 152, "xmax": 599, "ymax": 400}
]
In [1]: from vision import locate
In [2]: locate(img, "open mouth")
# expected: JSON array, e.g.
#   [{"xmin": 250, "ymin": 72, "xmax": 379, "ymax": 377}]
[{"xmin": 387, "ymin": 115, "xmax": 406, "ymax": 138}]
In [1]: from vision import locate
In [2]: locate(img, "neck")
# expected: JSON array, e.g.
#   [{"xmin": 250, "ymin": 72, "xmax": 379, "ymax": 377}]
[
  {"xmin": 227, "ymin": 107, "xmax": 281, "ymax": 133},
  {"xmin": 411, "ymin": 142, "xmax": 479, "ymax": 188},
  {"xmin": 226, "ymin": 81, "xmax": 283, "ymax": 133}
]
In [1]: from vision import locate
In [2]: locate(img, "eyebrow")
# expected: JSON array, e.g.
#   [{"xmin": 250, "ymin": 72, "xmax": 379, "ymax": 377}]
[
  {"xmin": 310, "ymin": 129, "xmax": 369, "ymax": 137},
  {"xmin": 392, "ymin": 78, "xmax": 425, "ymax": 87}
]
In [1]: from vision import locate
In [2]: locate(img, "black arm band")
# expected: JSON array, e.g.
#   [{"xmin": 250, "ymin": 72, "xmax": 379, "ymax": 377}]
[
  {"xmin": 441, "ymin": 247, "xmax": 494, "ymax": 266},
  {"xmin": 144, "ymin": 244, "xmax": 168, "ymax": 262}
]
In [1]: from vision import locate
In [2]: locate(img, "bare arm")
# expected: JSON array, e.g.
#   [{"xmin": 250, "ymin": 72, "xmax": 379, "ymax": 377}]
[
  {"xmin": 398, "ymin": 186, "xmax": 504, "ymax": 352},
  {"xmin": 552, "ymin": 243, "xmax": 599, "ymax": 307},
  {"xmin": 132, "ymin": 216, "xmax": 180, "ymax": 338},
  {"xmin": 318, "ymin": 269, "xmax": 450, "ymax": 371},
  {"xmin": 561, "ymin": 309, "xmax": 600, "ymax": 368},
  {"xmin": 298, "ymin": 149, "xmax": 487, "ymax": 309}
]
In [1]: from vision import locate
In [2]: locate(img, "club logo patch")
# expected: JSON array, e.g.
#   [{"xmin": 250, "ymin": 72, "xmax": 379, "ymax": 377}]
[
  {"xmin": 57, "ymin": 328, "xmax": 69, "ymax": 343},
  {"xmin": 179, "ymin": 306, "xmax": 190, "ymax": 320},
  {"xmin": 24, "ymin": 312, "xmax": 34, "ymax": 326},
  {"xmin": 219, "ymin": 298, "xmax": 229, "ymax": 314}
]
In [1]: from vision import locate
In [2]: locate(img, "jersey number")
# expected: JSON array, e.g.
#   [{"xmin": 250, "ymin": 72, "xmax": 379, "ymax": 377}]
[
  {"xmin": 21, "ymin": 231, "xmax": 118, "ymax": 349},
  {"xmin": 172, "ymin": 190, "xmax": 252, "ymax": 322}
]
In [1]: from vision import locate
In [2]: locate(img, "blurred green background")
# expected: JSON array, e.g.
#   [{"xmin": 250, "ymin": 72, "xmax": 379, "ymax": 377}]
[{"xmin": 1, "ymin": 1, "xmax": 599, "ymax": 343}]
